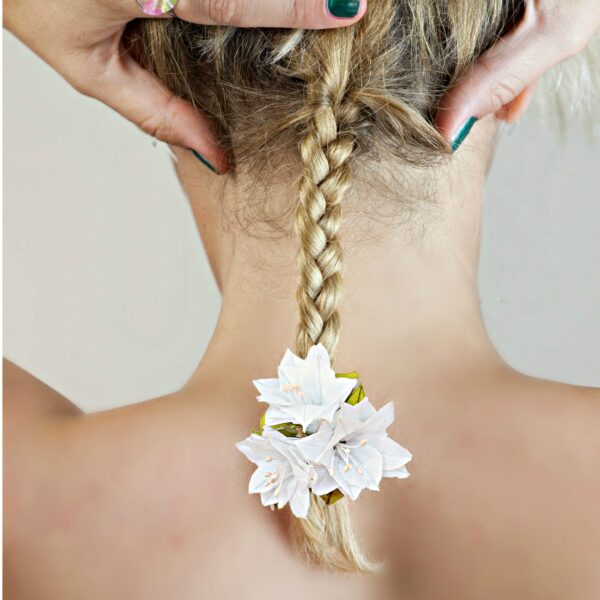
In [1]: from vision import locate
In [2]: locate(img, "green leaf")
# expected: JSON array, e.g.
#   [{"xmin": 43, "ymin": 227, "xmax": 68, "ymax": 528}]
[
  {"xmin": 253, "ymin": 413, "xmax": 303, "ymax": 438},
  {"xmin": 336, "ymin": 371, "xmax": 359, "ymax": 380},
  {"xmin": 271, "ymin": 422, "xmax": 302, "ymax": 438},
  {"xmin": 321, "ymin": 489, "xmax": 344, "ymax": 505},
  {"xmin": 335, "ymin": 371, "xmax": 366, "ymax": 405},
  {"xmin": 345, "ymin": 383, "xmax": 366, "ymax": 406},
  {"xmin": 253, "ymin": 411, "xmax": 267, "ymax": 436}
]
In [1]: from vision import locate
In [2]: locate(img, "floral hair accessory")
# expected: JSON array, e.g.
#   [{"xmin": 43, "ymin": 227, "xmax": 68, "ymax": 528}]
[{"xmin": 236, "ymin": 344, "xmax": 412, "ymax": 519}]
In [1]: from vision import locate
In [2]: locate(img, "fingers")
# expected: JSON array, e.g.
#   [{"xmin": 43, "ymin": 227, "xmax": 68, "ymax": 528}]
[
  {"xmin": 436, "ymin": 1, "xmax": 599, "ymax": 145},
  {"xmin": 437, "ymin": 8, "xmax": 555, "ymax": 143},
  {"xmin": 172, "ymin": 0, "xmax": 366, "ymax": 28},
  {"xmin": 494, "ymin": 82, "xmax": 537, "ymax": 124},
  {"xmin": 87, "ymin": 51, "xmax": 227, "ymax": 173}
]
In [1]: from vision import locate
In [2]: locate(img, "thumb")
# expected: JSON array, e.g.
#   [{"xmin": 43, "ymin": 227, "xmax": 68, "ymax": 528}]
[
  {"xmin": 89, "ymin": 51, "xmax": 227, "ymax": 173},
  {"xmin": 437, "ymin": 5, "xmax": 568, "ymax": 147}
]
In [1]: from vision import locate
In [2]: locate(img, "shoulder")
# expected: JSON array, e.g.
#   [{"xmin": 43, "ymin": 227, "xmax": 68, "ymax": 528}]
[
  {"xmin": 3, "ymin": 358, "xmax": 82, "ymax": 419},
  {"xmin": 479, "ymin": 366, "xmax": 600, "ymax": 444},
  {"xmin": 380, "ymin": 368, "xmax": 600, "ymax": 596},
  {"xmin": 500, "ymin": 368, "xmax": 600, "ymax": 417}
]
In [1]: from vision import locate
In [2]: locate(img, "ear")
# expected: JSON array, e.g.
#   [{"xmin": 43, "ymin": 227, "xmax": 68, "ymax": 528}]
[{"xmin": 495, "ymin": 82, "xmax": 538, "ymax": 123}]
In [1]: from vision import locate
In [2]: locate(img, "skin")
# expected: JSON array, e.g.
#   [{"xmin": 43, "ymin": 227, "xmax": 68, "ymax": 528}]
[
  {"xmin": 437, "ymin": 0, "xmax": 600, "ymax": 141},
  {"xmin": 4, "ymin": 114, "xmax": 600, "ymax": 599},
  {"xmin": 2, "ymin": 0, "xmax": 367, "ymax": 174},
  {"xmin": 4, "ymin": 0, "xmax": 599, "ymax": 167}
]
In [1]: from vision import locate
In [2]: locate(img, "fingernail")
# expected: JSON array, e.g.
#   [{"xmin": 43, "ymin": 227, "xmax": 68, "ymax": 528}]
[
  {"xmin": 189, "ymin": 149, "xmax": 220, "ymax": 174},
  {"xmin": 327, "ymin": 0, "xmax": 360, "ymax": 18},
  {"xmin": 451, "ymin": 116, "xmax": 477, "ymax": 152}
]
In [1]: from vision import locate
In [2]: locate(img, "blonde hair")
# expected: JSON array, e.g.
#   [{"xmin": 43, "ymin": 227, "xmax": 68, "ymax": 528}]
[{"xmin": 127, "ymin": 0, "xmax": 525, "ymax": 571}]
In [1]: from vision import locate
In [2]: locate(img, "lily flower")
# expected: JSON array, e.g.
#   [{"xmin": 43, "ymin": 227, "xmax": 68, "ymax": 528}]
[
  {"xmin": 253, "ymin": 344, "xmax": 356, "ymax": 432},
  {"xmin": 237, "ymin": 344, "xmax": 413, "ymax": 517},
  {"xmin": 236, "ymin": 428, "xmax": 337, "ymax": 518},
  {"xmin": 298, "ymin": 400, "xmax": 412, "ymax": 501}
]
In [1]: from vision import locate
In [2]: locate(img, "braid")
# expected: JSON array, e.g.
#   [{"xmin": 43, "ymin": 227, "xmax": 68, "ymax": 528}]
[
  {"xmin": 294, "ymin": 103, "xmax": 351, "ymax": 358},
  {"xmin": 294, "ymin": 29, "xmax": 355, "ymax": 359},
  {"xmin": 292, "ymin": 29, "xmax": 374, "ymax": 573}
]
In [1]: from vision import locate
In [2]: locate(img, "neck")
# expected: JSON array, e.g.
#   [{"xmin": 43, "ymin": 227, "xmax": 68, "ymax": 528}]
[
  {"xmin": 173, "ymin": 120, "xmax": 503, "ymax": 388},
  {"xmin": 214, "ymin": 241, "xmax": 498, "ymax": 383}
]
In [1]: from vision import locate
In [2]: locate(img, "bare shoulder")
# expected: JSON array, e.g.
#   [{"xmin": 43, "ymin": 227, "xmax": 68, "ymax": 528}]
[
  {"xmin": 2, "ymin": 368, "xmax": 291, "ymax": 599},
  {"xmin": 478, "ymin": 367, "xmax": 600, "ymax": 459},
  {"xmin": 502, "ymin": 368, "xmax": 600, "ymax": 429},
  {"xmin": 3, "ymin": 358, "xmax": 82, "ymax": 419},
  {"xmin": 380, "ymin": 367, "xmax": 600, "ymax": 599}
]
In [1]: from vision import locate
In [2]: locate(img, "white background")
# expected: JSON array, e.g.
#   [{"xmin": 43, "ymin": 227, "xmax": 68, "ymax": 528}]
[{"xmin": 4, "ymin": 32, "xmax": 599, "ymax": 413}]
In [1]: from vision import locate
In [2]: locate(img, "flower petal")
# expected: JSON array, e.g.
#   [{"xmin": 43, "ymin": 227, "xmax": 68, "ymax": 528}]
[
  {"xmin": 281, "ymin": 348, "xmax": 301, "ymax": 368},
  {"xmin": 276, "ymin": 475, "xmax": 296, "ymax": 509},
  {"xmin": 263, "ymin": 405, "xmax": 294, "ymax": 428},
  {"xmin": 384, "ymin": 465, "xmax": 410, "ymax": 479},
  {"xmin": 310, "ymin": 465, "xmax": 339, "ymax": 496},
  {"xmin": 329, "ymin": 408, "xmax": 368, "ymax": 446},
  {"xmin": 260, "ymin": 490, "xmax": 278, "ymax": 507},
  {"xmin": 296, "ymin": 429, "xmax": 333, "ymax": 463},
  {"xmin": 381, "ymin": 437, "xmax": 412, "ymax": 470},
  {"xmin": 352, "ymin": 397, "xmax": 377, "ymax": 421},
  {"xmin": 253, "ymin": 377, "xmax": 279, "ymax": 396},
  {"xmin": 363, "ymin": 435, "xmax": 412, "ymax": 471},
  {"xmin": 289, "ymin": 486, "xmax": 311, "ymax": 519},
  {"xmin": 236, "ymin": 434, "xmax": 275, "ymax": 465},
  {"xmin": 249, "ymin": 463, "xmax": 278, "ymax": 494},
  {"xmin": 363, "ymin": 401, "xmax": 395, "ymax": 433},
  {"xmin": 332, "ymin": 444, "xmax": 383, "ymax": 501}
]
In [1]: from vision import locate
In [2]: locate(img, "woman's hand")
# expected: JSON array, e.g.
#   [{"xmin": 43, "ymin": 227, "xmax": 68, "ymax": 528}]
[
  {"xmin": 438, "ymin": 0, "xmax": 600, "ymax": 151},
  {"xmin": 4, "ymin": 0, "xmax": 366, "ymax": 173}
]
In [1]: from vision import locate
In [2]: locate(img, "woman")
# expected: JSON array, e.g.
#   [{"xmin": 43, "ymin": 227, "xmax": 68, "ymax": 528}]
[{"xmin": 4, "ymin": 0, "xmax": 600, "ymax": 598}]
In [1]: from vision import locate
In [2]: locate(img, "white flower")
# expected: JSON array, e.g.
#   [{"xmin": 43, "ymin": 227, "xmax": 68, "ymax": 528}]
[
  {"xmin": 236, "ymin": 429, "xmax": 337, "ymax": 519},
  {"xmin": 298, "ymin": 399, "xmax": 412, "ymax": 501},
  {"xmin": 253, "ymin": 344, "xmax": 357, "ymax": 432},
  {"xmin": 237, "ymin": 343, "xmax": 413, "ymax": 517}
]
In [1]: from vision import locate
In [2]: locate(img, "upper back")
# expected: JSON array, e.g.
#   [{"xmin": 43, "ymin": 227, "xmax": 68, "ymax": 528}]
[{"xmin": 4, "ymin": 358, "xmax": 600, "ymax": 599}]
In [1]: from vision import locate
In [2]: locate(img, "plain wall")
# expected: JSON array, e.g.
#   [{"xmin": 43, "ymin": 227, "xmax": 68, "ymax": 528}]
[{"xmin": 4, "ymin": 32, "xmax": 599, "ymax": 413}]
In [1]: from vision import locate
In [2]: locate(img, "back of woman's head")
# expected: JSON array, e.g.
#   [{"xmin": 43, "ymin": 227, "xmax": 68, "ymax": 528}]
[
  {"xmin": 131, "ymin": 1, "xmax": 522, "ymax": 168},
  {"xmin": 127, "ymin": 0, "xmax": 524, "ymax": 572}
]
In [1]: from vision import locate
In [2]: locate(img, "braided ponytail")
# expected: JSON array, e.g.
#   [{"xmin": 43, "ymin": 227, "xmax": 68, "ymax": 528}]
[{"xmin": 292, "ymin": 29, "xmax": 374, "ymax": 573}]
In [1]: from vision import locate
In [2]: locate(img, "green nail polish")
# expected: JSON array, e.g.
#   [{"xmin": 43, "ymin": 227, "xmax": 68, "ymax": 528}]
[
  {"xmin": 451, "ymin": 116, "xmax": 478, "ymax": 152},
  {"xmin": 327, "ymin": 0, "xmax": 360, "ymax": 18},
  {"xmin": 190, "ymin": 149, "xmax": 219, "ymax": 174}
]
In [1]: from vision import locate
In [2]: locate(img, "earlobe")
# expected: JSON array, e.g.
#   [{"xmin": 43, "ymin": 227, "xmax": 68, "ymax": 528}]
[{"xmin": 495, "ymin": 82, "xmax": 537, "ymax": 123}]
